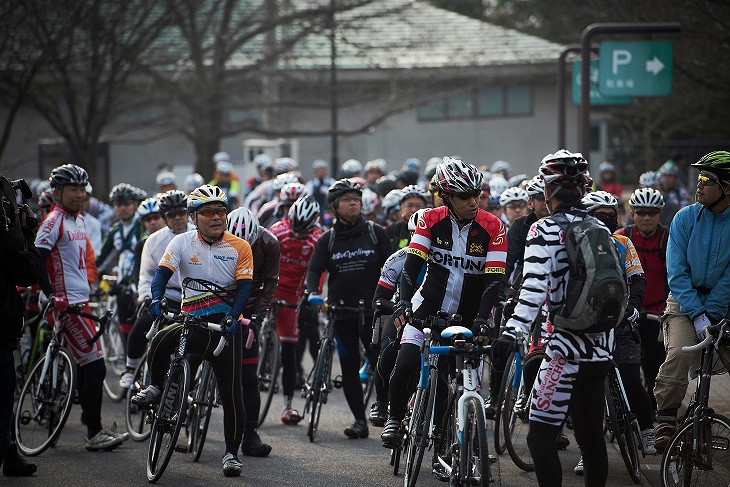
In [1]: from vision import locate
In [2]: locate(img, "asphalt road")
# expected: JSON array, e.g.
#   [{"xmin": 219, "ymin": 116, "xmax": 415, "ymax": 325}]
[{"xmin": 5, "ymin": 353, "xmax": 692, "ymax": 487}]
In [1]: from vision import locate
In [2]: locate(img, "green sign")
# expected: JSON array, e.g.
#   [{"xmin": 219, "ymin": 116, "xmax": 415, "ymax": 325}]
[
  {"xmin": 598, "ymin": 41, "xmax": 673, "ymax": 96},
  {"xmin": 572, "ymin": 60, "xmax": 632, "ymax": 106}
]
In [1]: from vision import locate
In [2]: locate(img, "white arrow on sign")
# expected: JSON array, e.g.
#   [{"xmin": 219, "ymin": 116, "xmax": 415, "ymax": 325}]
[{"xmin": 646, "ymin": 56, "xmax": 665, "ymax": 75}]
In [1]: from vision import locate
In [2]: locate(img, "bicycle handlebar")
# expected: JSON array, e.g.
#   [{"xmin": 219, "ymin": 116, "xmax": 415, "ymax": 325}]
[
  {"xmin": 61, "ymin": 305, "xmax": 112, "ymax": 345},
  {"xmin": 640, "ymin": 312, "xmax": 661, "ymax": 321},
  {"xmin": 681, "ymin": 321, "xmax": 729, "ymax": 354}
]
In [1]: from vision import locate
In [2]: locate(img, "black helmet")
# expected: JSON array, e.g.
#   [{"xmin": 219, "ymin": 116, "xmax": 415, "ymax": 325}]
[
  {"xmin": 49, "ymin": 164, "xmax": 88, "ymax": 188},
  {"xmin": 326, "ymin": 179, "xmax": 362, "ymax": 207},
  {"xmin": 691, "ymin": 151, "xmax": 730, "ymax": 182},
  {"xmin": 158, "ymin": 190, "xmax": 187, "ymax": 213},
  {"xmin": 109, "ymin": 183, "xmax": 146, "ymax": 203}
]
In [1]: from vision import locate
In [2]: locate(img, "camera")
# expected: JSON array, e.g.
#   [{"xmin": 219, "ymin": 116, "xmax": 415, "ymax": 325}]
[{"xmin": 11, "ymin": 178, "xmax": 32, "ymax": 205}]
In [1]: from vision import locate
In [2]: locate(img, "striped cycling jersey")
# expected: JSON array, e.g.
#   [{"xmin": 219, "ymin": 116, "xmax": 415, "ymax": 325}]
[
  {"xmin": 158, "ymin": 230, "xmax": 253, "ymax": 316},
  {"xmin": 138, "ymin": 223, "xmax": 195, "ymax": 303},
  {"xmin": 504, "ymin": 212, "xmax": 614, "ymax": 362},
  {"xmin": 407, "ymin": 206, "xmax": 507, "ymax": 322}
]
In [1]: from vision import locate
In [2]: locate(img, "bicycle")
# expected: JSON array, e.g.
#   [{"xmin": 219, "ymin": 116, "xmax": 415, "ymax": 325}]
[
  {"xmin": 660, "ymin": 319, "xmax": 730, "ymax": 487},
  {"xmin": 256, "ymin": 298, "xmax": 298, "ymax": 427},
  {"xmin": 14, "ymin": 302, "xmax": 111, "ymax": 456},
  {"xmin": 431, "ymin": 324, "xmax": 494, "ymax": 486},
  {"xmin": 15, "ymin": 296, "xmax": 54, "ymax": 393},
  {"xmin": 185, "ymin": 356, "xmax": 219, "ymax": 462},
  {"xmin": 401, "ymin": 311, "xmax": 459, "ymax": 487},
  {"xmin": 301, "ymin": 299, "xmax": 365, "ymax": 443}
]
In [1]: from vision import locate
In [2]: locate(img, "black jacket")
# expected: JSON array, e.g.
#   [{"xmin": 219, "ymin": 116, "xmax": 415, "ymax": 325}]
[{"xmin": 502, "ymin": 212, "xmax": 539, "ymax": 295}]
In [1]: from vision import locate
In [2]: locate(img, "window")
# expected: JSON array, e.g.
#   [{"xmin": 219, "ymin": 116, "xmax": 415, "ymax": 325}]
[{"xmin": 418, "ymin": 84, "xmax": 532, "ymax": 121}]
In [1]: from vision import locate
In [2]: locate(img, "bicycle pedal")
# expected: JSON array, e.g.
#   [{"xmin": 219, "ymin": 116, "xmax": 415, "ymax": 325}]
[
  {"xmin": 174, "ymin": 444, "xmax": 188, "ymax": 453},
  {"xmin": 333, "ymin": 376, "xmax": 343, "ymax": 389}
]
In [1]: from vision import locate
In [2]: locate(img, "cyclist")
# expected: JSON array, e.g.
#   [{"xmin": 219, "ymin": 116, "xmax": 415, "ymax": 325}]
[
  {"xmin": 96, "ymin": 183, "xmax": 147, "ymax": 337},
  {"xmin": 496, "ymin": 150, "xmax": 613, "ymax": 486},
  {"xmin": 658, "ymin": 161, "xmax": 691, "ymax": 227},
  {"xmin": 382, "ymin": 157, "xmax": 507, "ymax": 449},
  {"xmin": 209, "ymin": 153, "xmax": 240, "ymax": 210},
  {"xmin": 243, "ymin": 153, "xmax": 274, "ymax": 199},
  {"xmin": 119, "ymin": 190, "xmax": 194, "ymax": 388},
  {"xmin": 595, "ymin": 161, "xmax": 622, "ymax": 198},
  {"xmin": 155, "ymin": 171, "xmax": 177, "ymax": 193},
  {"xmin": 305, "ymin": 159, "xmax": 335, "ymax": 216},
  {"xmin": 35, "ymin": 164, "xmax": 128, "ymax": 451},
  {"xmin": 385, "ymin": 184, "xmax": 429, "ymax": 250},
  {"xmin": 364, "ymin": 159, "xmax": 387, "ymax": 185},
  {"xmin": 132, "ymin": 184, "xmax": 252, "ymax": 477},
  {"xmin": 269, "ymin": 196, "xmax": 323, "ymax": 424},
  {"xmin": 227, "ymin": 207, "xmax": 278, "ymax": 457},
  {"xmin": 306, "ymin": 179, "xmax": 393, "ymax": 439},
  {"xmin": 499, "ymin": 186, "xmax": 529, "ymax": 227},
  {"xmin": 129, "ymin": 197, "xmax": 165, "ymax": 287},
  {"xmin": 616, "ymin": 187, "xmax": 669, "ymax": 412},
  {"xmin": 653, "ymin": 151, "xmax": 730, "ymax": 451},
  {"xmin": 258, "ymin": 182, "xmax": 308, "ymax": 229}
]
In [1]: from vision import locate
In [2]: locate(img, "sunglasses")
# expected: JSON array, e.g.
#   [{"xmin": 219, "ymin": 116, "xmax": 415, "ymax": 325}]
[
  {"xmin": 530, "ymin": 194, "xmax": 546, "ymax": 202},
  {"xmin": 506, "ymin": 202, "xmax": 528, "ymax": 210},
  {"xmin": 633, "ymin": 209, "xmax": 660, "ymax": 217},
  {"xmin": 165, "ymin": 209, "xmax": 188, "ymax": 219},
  {"xmin": 197, "ymin": 207, "xmax": 227, "ymax": 217},
  {"xmin": 593, "ymin": 211, "xmax": 616, "ymax": 219},
  {"xmin": 698, "ymin": 173, "xmax": 719, "ymax": 187},
  {"xmin": 453, "ymin": 190, "xmax": 481, "ymax": 201}
]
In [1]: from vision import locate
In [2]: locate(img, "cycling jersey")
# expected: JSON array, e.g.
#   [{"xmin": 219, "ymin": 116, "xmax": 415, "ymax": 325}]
[
  {"xmin": 96, "ymin": 216, "xmax": 145, "ymax": 285},
  {"xmin": 138, "ymin": 223, "xmax": 195, "ymax": 303},
  {"xmin": 243, "ymin": 228, "xmax": 280, "ymax": 318},
  {"xmin": 35, "ymin": 206, "xmax": 94, "ymax": 304},
  {"xmin": 502, "ymin": 211, "xmax": 539, "ymax": 293},
  {"xmin": 617, "ymin": 224, "xmax": 669, "ymax": 312},
  {"xmin": 158, "ymin": 230, "xmax": 253, "ymax": 316}
]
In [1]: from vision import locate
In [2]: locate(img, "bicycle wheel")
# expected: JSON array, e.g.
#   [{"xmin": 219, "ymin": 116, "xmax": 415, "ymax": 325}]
[
  {"xmin": 404, "ymin": 373, "xmax": 435, "ymax": 487},
  {"xmin": 494, "ymin": 353, "xmax": 515, "ymax": 455},
  {"xmin": 188, "ymin": 361, "xmax": 216, "ymax": 462},
  {"xmin": 307, "ymin": 338, "xmax": 332, "ymax": 443},
  {"xmin": 433, "ymin": 383, "xmax": 459, "ymax": 483},
  {"xmin": 362, "ymin": 371, "xmax": 376, "ymax": 409},
  {"xmin": 256, "ymin": 327, "xmax": 280, "ymax": 427},
  {"xmin": 125, "ymin": 356, "xmax": 152, "ymax": 441},
  {"xmin": 14, "ymin": 347, "xmax": 77, "ymax": 456},
  {"xmin": 462, "ymin": 397, "xmax": 492, "ymax": 486},
  {"xmin": 504, "ymin": 352, "xmax": 540, "ymax": 472},
  {"xmin": 606, "ymin": 372, "xmax": 642, "ymax": 484},
  {"xmin": 102, "ymin": 318, "xmax": 127, "ymax": 402},
  {"xmin": 660, "ymin": 413, "xmax": 730, "ymax": 487},
  {"xmin": 147, "ymin": 360, "xmax": 190, "ymax": 483}
]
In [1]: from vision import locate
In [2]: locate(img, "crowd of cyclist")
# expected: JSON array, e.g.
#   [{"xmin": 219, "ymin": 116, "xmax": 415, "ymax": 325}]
[{"xmin": 3, "ymin": 147, "xmax": 730, "ymax": 485}]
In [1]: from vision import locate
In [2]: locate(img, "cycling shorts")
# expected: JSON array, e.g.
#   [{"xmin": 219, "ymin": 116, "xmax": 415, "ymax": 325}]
[{"xmin": 49, "ymin": 303, "xmax": 103, "ymax": 366}]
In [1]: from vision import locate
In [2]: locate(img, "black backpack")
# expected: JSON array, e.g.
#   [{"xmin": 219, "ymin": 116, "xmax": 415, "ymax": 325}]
[{"xmin": 551, "ymin": 214, "xmax": 628, "ymax": 333}]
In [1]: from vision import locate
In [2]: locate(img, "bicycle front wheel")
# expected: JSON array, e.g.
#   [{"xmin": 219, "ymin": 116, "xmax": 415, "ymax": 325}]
[
  {"xmin": 307, "ymin": 338, "xmax": 332, "ymax": 443},
  {"xmin": 147, "ymin": 360, "xmax": 190, "ymax": 483},
  {"xmin": 461, "ymin": 397, "xmax": 491, "ymax": 486},
  {"xmin": 504, "ymin": 358, "xmax": 535, "ymax": 472},
  {"xmin": 125, "ymin": 356, "xmax": 152, "ymax": 442},
  {"xmin": 660, "ymin": 413, "xmax": 730, "ymax": 487},
  {"xmin": 14, "ymin": 348, "xmax": 77, "ymax": 456},
  {"xmin": 188, "ymin": 361, "xmax": 216, "ymax": 462},
  {"xmin": 404, "ymin": 372, "xmax": 435, "ymax": 487},
  {"xmin": 256, "ymin": 327, "xmax": 280, "ymax": 427},
  {"xmin": 102, "ymin": 318, "xmax": 128, "ymax": 402},
  {"xmin": 494, "ymin": 353, "xmax": 515, "ymax": 455},
  {"xmin": 606, "ymin": 372, "xmax": 641, "ymax": 484}
]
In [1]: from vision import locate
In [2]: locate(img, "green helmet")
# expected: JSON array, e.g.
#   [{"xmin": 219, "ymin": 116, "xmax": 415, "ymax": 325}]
[{"xmin": 691, "ymin": 151, "xmax": 730, "ymax": 182}]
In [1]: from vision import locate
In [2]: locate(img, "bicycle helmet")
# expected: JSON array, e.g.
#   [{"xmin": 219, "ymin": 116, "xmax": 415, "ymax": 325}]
[
  {"xmin": 272, "ymin": 172, "xmax": 300, "ymax": 192},
  {"xmin": 490, "ymin": 160, "xmax": 511, "ymax": 178},
  {"xmin": 629, "ymin": 187, "xmax": 664, "ymax": 210},
  {"xmin": 639, "ymin": 171, "xmax": 661, "ymax": 188},
  {"xmin": 381, "ymin": 189, "xmax": 403, "ymax": 216},
  {"xmin": 360, "ymin": 187, "xmax": 380, "ymax": 216},
  {"xmin": 376, "ymin": 175, "xmax": 397, "ymax": 197},
  {"xmin": 187, "ymin": 184, "xmax": 228, "ymax": 211},
  {"xmin": 158, "ymin": 190, "xmax": 187, "ymax": 212},
  {"xmin": 288, "ymin": 195, "xmax": 320, "ymax": 234},
  {"xmin": 364, "ymin": 158, "xmax": 387, "ymax": 174},
  {"xmin": 348, "ymin": 176, "xmax": 367, "ymax": 188},
  {"xmin": 155, "ymin": 171, "xmax": 176, "ymax": 187},
  {"xmin": 49, "ymin": 164, "xmax": 88, "ymax": 188},
  {"xmin": 38, "ymin": 189, "xmax": 55, "ymax": 209},
  {"xmin": 691, "ymin": 150, "xmax": 730, "ymax": 182},
  {"xmin": 227, "ymin": 207, "xmax": 260, "ymax": 244},
  {"xmin": 408, "ymin": 208, "xmax": 428, "ymax": 233},
  {"xmin": 399, "ymin": 184, "xmax": 429, "ymax": 204},
  {"xmin": 214, "ymin": 151, "xmax": 231, "ymax": 163},
  {"xmin": 402, "ymin": 158, "xmax": 422, "ymax": 172},
  {"xmin": 253, "ymin": 153, "xmax": 273, "ymax": 169},
  {"xmin": 339, "ymin": 159, "xmax": 362, "ymax": 178},
  {"xmin": 280, "ymin": 182, "xmax": 308, "ymax": 203},
  {"xmin": 539, "ymin": 149, "xmax": 588, "ymax": 187},
  {"xmin": 137, "ymin": 197, "xmax": 161, "ymax": 217},
  {"xmin": 499, "ymin": 187, "xmax": 529, "ymax": 207},
  {"xmin": 488, "ymin": 176, "xmax": 510, "ymax": 196},
  {"xmin": 584, "ymin": 170, "xmax": 594, "ymax": 192},
  {"xmin": 582, "ymin": 190, "xmax": 619, "ymax": 213},
  {"xmin": 658, "ymin": 161, "xmax": 679, "ymax": 177},
  {"xmin": 598, "ymin": 161, "xmax": 616, "ymax": 174},
  {"xmin": 274, "ymin": 157, "xmax": 299, "ymax": 174},
  {"xmin": 424, "ymin": 157, "xmax": 441, "ymax": 180},
  {"xmin": 215, "ymin": 160, "xmax": 234, "ymax": 175},
  {"xmin": 312, "ymin": 159, "xmax": 329, "ymax": 170},
  {"xmin": 326, "ymin": 179, "xmax": 362, "ymax": 207},
  {"xmin": 508, "ymin": 174, "xmax": 528, "ymax": 188},
  {"xmin": 109, "ymin": 183, "xmax": 145, "ymax": 203},
  {"xmin": 184, "ymin": 173, "xmax": 205, "ymax": 193},
  {"xmin": 524, "ymin": 176, "xmax": 544, "ymax": 197},
  {"xmin": 434, "ymin": 157, "xmax": 483, "ymax": 195}
]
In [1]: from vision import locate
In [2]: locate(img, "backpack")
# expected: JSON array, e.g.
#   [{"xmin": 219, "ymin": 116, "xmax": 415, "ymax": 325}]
[
  {"xmin": 551, "ymin": 214, "xmax": 628, "ymax": 333},
  {"xmin": 327, "ymin": 220, "xmax": 378, "ymax": 252}
]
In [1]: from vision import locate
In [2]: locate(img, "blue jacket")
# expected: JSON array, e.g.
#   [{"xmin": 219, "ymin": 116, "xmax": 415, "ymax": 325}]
[{"xmin": 667, "ymin": 202, "xmax": 730, "ymax": 320}]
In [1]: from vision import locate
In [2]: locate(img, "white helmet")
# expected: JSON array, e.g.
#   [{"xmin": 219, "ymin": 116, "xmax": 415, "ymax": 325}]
[
  {"xmin": 280, "ymin": 182, "xmax": 308, "ymax": 203},
  {"xmin": 399, "ymin": 184, "xmax": 430, "ymax": 204},
  {"xmin": 253, "ymin": 153, "xmax": 273, "ymax": 169},
  {"xmin": 288, "ymin": 195, "xmax": 320, "ymax": 234},
  {"xmin": 488, "ymin": 176, "xmax": 510, "ymax": 196},
  {"xmin": 381, "ymin": 189, "xmax": 403, "ymax": 216},
  {"xmin": 184, "ymin": 173, "xmax": 205, "ymax": 193},
  {"xmin": 339, "ymin": 159, "xmax": 362, "ymax": 178},
  {"xmin": 582, "ymin": 190, "xmax": 618, "ymax": 213},
  {"xmin": 215, "ymin": 160, "xmax": 234, "ymax": 175},
  {"xmin": 227, "ymin": 207, "xmax": 261, "ymax": 244},
  {"xmin": 629, "ymin": 188, "xmax": 664, "ymax": 209},
  {"xmin": 490, "ymin": 160, "xmax": 512, "ymax": 178},
  {"xmin": 524, "ymin": 176, "xmax": 545, "ymax": 197},
  {"xmin": 434, "ymin": 157, "xmax": 483, "ymax": 195},
  {"xmin": 408, "ymin": 208, "xmax": 428, "ymax": 233},
  {"xmin": 499, "ymin": 187, "xmax": 529, "ymax": 207},
  {"xmin": 213, "ymin": 151, "xmax": 231, "ymax": 164},
  {"xmin": 639, "ymin": 171, "xmax": 661, "ymax": 188},
  {"xmin": 156, "ymin": 171, "xmax": 176, "ymax": 187},
  {"xmin": 137, "ymin": 197, "xmax": 161, "ymax": 217},
  {"xmin": 360, "ymin": 187, "xmax": 380, "ymax": 216},
  {"xmin": 187, "ymin": 184, "xmax": 227, "ymax": 210},
  {"xmin": 272, "ymin": 172, "xmax": 300, "ymax": 191},
  {"xmin": 274, "ymin": 157, "xmax": 299, "ymax": 174}
]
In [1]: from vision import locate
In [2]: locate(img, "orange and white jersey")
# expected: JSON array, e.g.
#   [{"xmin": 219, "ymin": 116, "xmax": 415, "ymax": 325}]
[
  {"xmin": 158, "ymin": 230, "xmax": 253, "ymax": 316},
  {"xmin": 35, "ymin": 206, "xmax": 93, "ymax": 304}
]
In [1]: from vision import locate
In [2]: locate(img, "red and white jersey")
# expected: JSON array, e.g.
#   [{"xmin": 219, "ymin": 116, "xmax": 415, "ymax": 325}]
[
  {"xmin": 35, "ymin": 206, "xmax": 93, "ymax": 304},
  {"xmin": 269, "ymin": 220, "xmax": 322, "ymax": 294}
]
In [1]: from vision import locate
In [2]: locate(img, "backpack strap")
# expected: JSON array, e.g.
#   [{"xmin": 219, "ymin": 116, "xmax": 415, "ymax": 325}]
[
  {"xmin": 367, "ymin": 220, "xmax": 378, "ymax": 246},
  {"xmin": 327, "ymin": 226, "xmax": 336, "ymax": 253}
]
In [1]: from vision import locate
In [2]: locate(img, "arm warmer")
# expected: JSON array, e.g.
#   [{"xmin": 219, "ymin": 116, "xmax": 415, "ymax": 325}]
[
  {"xmin": 230, "ymin": 279, "xmax": 253, "ymax": 318},
  {"xmin": 627, "ymin": 273, "xmax": 646, "ymax": 315},
  {"xmin": 150, "ymin": 266, "xmax": 173, "ymax": 302},
  {"xmin": 398, "ymin": 251, "xmax": 425, "ymax": 303}
]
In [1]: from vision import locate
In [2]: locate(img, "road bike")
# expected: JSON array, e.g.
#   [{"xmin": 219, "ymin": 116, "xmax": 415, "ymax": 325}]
[
  {"xmin": 660, "ymin": 319, "xmax": 730, "ymax": 487},
  {"xmin": 89, "ymin": 274, "xmax": 127, "ymax": 402}
]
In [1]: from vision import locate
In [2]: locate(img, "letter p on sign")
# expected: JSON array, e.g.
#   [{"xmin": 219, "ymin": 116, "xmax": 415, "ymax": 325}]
[{"xmin": 612, "ymin": 49, "xmax": 632, "ymax": 75}]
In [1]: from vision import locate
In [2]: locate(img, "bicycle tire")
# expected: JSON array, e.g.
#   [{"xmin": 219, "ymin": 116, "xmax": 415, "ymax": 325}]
[
  {"xmin": 256, "ymin": 326, "xmax": 281, "ymax": 427},
  {"xmin": 189, "ymin": 361, "xmax": 216, "ymax": 462},
  {"xmin": 308, "ymin": 338, "xmax": 332, "ymax": 443},
  {"xmin": 605, "ymin": 372, "xmax": 641, "ymax": 484},
  {"xmin": 101, "ymin": 317, "xmax": 127, "ymax": 402},
  {"xmin": 433, "ymin": 383, "xmax": 459, "ymax": 482},
  {"xmin": 362, "ymin": 372, "xmax": 376, "ymax": 409},
  {"xmin": 504, "ymin": 351, "xmax": 541, "ymax": 472},
  {"xmin": 404, "ymin": 371, "xmax": 435, "ymax": 487},
  {"xmin": 462, "ymin": 397, "xmax": 492, "ymax": 486},
  {"xmin": 494, "ymin": 353, "xmax": 515, "ymax": 455},
  {"xmin": 660, "ymin": 413, "xmax": 730, "ymax": 487},
  {"xmin": 125, "ymin": 356, "xmax": 152, "ymax": 442},
  {"xmin": 147, "ymin": 360, "xmax": 190, "ymax": 483},
  {"xmin": 14, "ymin": 347, "xmax": 77, "ymax": 456}
]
